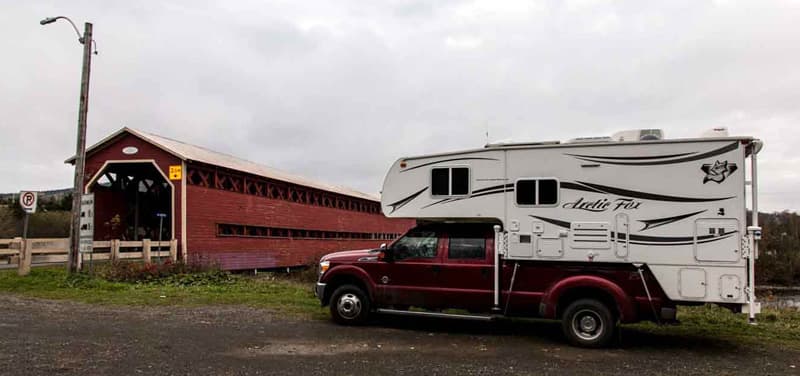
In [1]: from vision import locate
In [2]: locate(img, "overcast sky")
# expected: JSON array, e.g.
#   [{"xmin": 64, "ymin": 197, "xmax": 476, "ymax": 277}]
[{"xmin": 1, "ymin": 0, "xmax": 798, "ymax": 212}]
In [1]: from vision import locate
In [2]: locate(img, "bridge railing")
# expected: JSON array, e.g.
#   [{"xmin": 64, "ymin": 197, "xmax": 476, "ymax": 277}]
[{"xmin": 0, "ymin": 238, "xmax": 178, "ymax": 274}]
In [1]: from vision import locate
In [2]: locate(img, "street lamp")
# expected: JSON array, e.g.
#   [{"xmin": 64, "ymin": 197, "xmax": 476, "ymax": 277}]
[{"xmin": 40, "ymin": 16, "xmax": 97, "ymax": 273}]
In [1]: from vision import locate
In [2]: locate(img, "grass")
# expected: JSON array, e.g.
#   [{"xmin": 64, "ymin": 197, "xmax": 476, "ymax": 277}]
[
  {"xmin": 628, "ymin": 304, "xmax": 800, "ymax": 349},
  {"xmin": 1, "ymin": 267, "xmax": 799, "ymax": 349},
  {"xmin": 0, "ymin": 267, "xmax": 328, "ymax": 319}
]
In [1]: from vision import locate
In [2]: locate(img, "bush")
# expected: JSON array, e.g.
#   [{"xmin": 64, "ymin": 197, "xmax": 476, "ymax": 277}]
[
  {"xmin": 95, "ymin": 260, "xmax": 235, "ymax": 286},
  {"xmin": 0, "ymin": 206, "xmax": 71, "ymax": 238},
  {"xmin": 756, "ymin": 211, "xmax": 800, "ymax": 285}
]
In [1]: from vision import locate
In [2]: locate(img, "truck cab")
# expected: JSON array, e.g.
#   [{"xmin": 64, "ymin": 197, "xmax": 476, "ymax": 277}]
[{"xmin": 315, "ymin": 222, "xmax": 675, "ymax": 347}]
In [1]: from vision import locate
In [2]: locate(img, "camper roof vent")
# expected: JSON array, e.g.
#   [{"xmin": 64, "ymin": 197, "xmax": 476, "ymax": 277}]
[
  {"xmin": 484, "ymin": 140, "xmax": 561, "ymax": 148},
  {"xmin": 566, "ymin": 136, "xmax": 614, "ymax": 144},
  {"xmin": 611, "ymin": 129, "xmax": 664, "ymax": 142},
  {"xmin": 701, "ymin": 127, "xmax": 729, "ymax": 138}
]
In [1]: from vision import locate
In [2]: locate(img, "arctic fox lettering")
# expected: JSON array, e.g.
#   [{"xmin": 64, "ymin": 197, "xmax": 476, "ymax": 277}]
[{"xmin": 562, "ymin": 197, "xmax": 642, "ymax": 212}]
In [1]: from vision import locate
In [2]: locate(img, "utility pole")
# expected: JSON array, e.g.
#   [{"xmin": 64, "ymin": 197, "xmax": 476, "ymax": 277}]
[
  {"xmin": 66, "ymin": 22, "xmax": 93, "ymax": 273},
  {"xmin": 41, "ymin": 16, "xmax": 96, "ymax": 273}
]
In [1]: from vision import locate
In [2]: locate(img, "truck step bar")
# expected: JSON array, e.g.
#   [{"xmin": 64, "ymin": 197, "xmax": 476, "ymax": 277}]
[{"xmin": 376, "ymin": 308, "xmax": 495, "ymax": 321}]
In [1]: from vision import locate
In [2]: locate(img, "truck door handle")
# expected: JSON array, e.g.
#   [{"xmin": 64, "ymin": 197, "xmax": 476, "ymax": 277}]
[
  {"xmin": 431, "ymin": 265, "xmax": 441, "ymax": 273},
  {"xmin": 481, "ymin": 268, "xmax": 490, "ymax": 278}
]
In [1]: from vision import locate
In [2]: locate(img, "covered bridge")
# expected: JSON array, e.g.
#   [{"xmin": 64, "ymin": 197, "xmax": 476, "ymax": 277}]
[{"xmin": 68, "ymin": 127, "xmax": 414, "ymax": 269}]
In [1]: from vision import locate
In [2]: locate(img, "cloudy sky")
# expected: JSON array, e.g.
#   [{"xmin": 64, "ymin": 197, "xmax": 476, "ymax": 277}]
[{"xmin": 1, "ymin": 0, "xmax": 798, "ymax": 212}]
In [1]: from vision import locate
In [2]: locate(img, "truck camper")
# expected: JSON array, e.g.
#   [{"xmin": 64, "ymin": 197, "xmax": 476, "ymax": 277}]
[{"xmin": 315, "ymin": 129, "xmax": 763, "ymax": 347}]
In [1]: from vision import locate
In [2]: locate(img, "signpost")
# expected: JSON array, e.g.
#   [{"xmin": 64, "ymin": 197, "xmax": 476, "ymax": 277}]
[
  {"xmin": 19, "ymin": 191, "xmax": 37, "ymax": 239},
  {"xmin": 79, "ymin": 194, "xmax": 95, "ymax": 271},
  {"xmin": 18, "ymin": 191, "xmax": 37, "ymax": 276},
  {"xmin": 156, "ymin": 213, "xmax": 167, "ymax": 263},
  {"xmin": 19, "ymin": 191, "xmax": 37, "ymax": 215}
]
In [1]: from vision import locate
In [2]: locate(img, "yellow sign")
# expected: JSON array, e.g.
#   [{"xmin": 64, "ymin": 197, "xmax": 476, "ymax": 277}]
[{"xmin": 169, "ymin": 165, "xmax": 182, "ymax": 180}]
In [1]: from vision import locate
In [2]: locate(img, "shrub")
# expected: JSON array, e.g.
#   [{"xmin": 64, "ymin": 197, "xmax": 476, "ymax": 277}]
[
  {"xmin": 285, "ymin": 264, "xmax": 319, "ymax": 283},
  {"xmin": 0, "ymin": 206, "xmax": 71, "ymax": 238},
  {"xmin": 95, "ymin": 260, "xmax": 235, "ymax": 286}
]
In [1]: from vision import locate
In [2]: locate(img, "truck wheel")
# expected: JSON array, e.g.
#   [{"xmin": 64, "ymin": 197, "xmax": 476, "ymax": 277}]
[
  {"xmin": 330, "ymin": 284, "xmax": 370, "ymax": 325},
  {"xmin": 561, "ymin": 299, "xmax": 616, "ymax": 348}
]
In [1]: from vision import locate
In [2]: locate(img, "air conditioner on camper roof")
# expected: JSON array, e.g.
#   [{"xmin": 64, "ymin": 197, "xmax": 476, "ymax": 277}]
[{"xmin": 611, "ymin": 129, "xmax": 664, "ymax": 142}]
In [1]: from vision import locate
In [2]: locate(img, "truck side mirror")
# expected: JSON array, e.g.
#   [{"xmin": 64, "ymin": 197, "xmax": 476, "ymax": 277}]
[{"xmin": 378, "ymin": 246, "xmax": 393, "ymax": 262}]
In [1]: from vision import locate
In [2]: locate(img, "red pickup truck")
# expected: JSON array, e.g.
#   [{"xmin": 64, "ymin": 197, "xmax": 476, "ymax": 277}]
[{"xmin": 315, "ymin": 222, "xmax": 675, "ymax": 347}]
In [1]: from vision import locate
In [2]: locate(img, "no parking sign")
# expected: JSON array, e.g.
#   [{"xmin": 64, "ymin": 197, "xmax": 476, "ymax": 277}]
[{"xmin": 19, "ymin": 191, "xmax": 37, "ymax": 214}]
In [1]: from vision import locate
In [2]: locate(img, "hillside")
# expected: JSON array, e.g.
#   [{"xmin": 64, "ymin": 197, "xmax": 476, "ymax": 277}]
[{"xmin": 0, "ymin": 188, "xmax": 72, "ymax": 202}]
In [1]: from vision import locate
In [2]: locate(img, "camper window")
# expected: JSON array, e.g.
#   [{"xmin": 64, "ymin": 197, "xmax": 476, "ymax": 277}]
[
  {"xmin": 516, "ymin": 180, "xmax": 537, "ymax": 205},
  {"xmin": 430, "ymin": 167, "xmax": 470, "ymax": 197},
  {"xmin": 431, "ymin": 168, "xmax": 450, "ymax": 196},
  {"xmin": 515, "ymin": 178, "xmax": 559, "ymax": 206},
  {"xmin": 539, "ymin": 179, "xmax": 558, "ymax": 205},
  {"xmin": 451, "ymin": 168, "xmax": 469, "ymax": 195}
]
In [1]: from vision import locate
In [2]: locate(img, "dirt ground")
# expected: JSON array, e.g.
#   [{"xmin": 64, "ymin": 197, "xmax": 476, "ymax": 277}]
[{"xmin": 0, "ymin": 295, "xmax": 797, "ymax": 375}]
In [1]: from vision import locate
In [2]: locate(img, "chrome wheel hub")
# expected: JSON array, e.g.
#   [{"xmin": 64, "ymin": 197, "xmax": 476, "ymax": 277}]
[
  {"xmin": 572, "ymin": 309, "xmax": 603, "ymax": 341},
  {"xmin": 580, "ymin": 316, "xmax": 597, "ymax": 332},
  {"xmin": 336, "ymin": 293, "xmax": 362, "ymax": 319}
]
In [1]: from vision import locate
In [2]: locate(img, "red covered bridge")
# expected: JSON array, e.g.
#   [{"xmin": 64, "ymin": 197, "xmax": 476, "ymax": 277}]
[{"xmin": 68, "ymin": 127, "xmax": 413, "ymax": 270}]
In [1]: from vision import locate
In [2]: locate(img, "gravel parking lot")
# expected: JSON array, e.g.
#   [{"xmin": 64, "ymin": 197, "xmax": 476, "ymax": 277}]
[{"xmin": 0, "ymin": 294, "xmax": 797, "ymax": 375}]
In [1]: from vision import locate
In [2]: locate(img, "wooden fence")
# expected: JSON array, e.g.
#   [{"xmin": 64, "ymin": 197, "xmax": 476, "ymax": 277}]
[{"xmin": 0, "ymin": 238, "xmax": 177, "ymax": 273}]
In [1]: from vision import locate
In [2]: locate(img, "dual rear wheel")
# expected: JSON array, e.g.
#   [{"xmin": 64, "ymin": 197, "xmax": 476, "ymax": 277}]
[{"xmin": 561, "ymin": 299, "xmax": 617, "ymax": 348}]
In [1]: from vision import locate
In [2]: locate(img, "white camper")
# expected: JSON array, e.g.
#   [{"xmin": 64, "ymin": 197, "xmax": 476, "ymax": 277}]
[{"xmin": 381, "ymin": 130, "xmax": 763, "ymax": 321}]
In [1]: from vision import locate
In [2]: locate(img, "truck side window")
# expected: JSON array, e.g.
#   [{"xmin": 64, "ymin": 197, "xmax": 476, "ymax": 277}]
[
  {"xmin": 448, "ymin": 235, "xmax": 485, "ymax": 259},
  {"xmin": 431, "ymin": 167, "xmax": 470, "ymax": 196},
  {"xmin": 392, "ymin": 230, "xmax": 438, "ymax": 260},
  {"xmin": 515, "ymin": 178, "xmax": 559, "ymax": 206}
]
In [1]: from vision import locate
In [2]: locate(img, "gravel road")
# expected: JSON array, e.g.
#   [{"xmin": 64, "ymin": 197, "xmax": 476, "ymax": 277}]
[{"xmin": 0, "ymin": 294, "xmax": 797, "ymax": 375}]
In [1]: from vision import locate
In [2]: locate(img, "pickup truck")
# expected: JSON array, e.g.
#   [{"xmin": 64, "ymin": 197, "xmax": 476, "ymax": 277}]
[{"xmin": 314, "ymin": 222, "xmax": 675, "ymax": 347}]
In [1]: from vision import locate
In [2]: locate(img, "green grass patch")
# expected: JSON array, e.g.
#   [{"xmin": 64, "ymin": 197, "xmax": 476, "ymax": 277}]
[
  {"xmin": 0, "ymin": 267, "xmax": 328, "ymax": 319},
  {"xmin": 627, "ymin": 304, "xmax": 800, "ymax": 349},
  {"xmin": 2, "ymin": 267, "xmax": 799, "ymax": 349}
]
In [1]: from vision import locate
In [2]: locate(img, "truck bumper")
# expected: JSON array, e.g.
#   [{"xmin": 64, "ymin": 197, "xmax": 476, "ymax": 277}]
[{"xmin": 314, "ymin": 282, "xmax": 326, "ymax": 303}]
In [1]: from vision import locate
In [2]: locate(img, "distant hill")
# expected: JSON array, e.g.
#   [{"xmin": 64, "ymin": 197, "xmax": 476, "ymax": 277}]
[{"xmin": 0, "ymin": 188, "xmax": 72, "ymax": 202}]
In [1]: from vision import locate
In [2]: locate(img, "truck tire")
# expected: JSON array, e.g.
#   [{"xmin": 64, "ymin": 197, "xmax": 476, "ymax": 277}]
[
  {"xmin": 329, "ymin": 284, "xmax": 371, "ymax": 325},
  {"xmin": 561, "ymin": 298, "xmax": 616, "ymax": 348}
]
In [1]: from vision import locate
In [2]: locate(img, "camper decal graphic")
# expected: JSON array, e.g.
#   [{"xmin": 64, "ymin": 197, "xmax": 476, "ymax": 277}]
[
  {"xmin": 638, "ymin": 210, "xmax": 707, "ymax": 231},
  {"xmin": 387, "ymin": 187, "xmax": 428, "ymax": 213},
  {"xmin": 565, "ymin": 141, "xmax": 738, "ymax": 166},
  {"xmin": 400, "ymin": 157, "xmax": 499, "ymax": 172},
  {"xmin": 562, "ymin": 181, "xmax": 735, "ymax": 202},
  {"xmin": 531, "ymin": 215, "xmax": 737, "ymax": 246},
  {"xmin": 701, "ymin": 160, "xmax": 738, "ymax": 184},
  {"xmin": 420, "ymin": 183, "xmax": 513, "ymax": 209}
]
